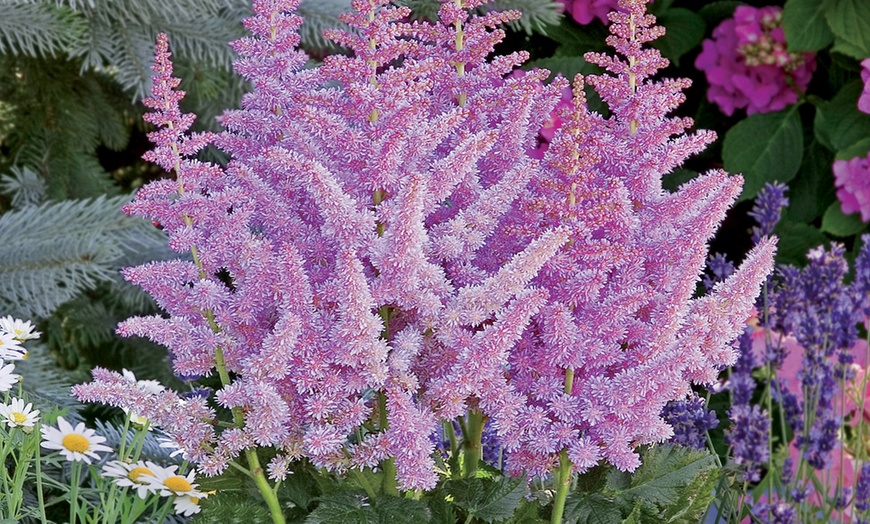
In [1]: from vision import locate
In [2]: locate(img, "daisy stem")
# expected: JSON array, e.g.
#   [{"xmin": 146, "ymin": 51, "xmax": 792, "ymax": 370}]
[
  {"xmin": 34, "ymin": 428, "xmax": 47, "ymax": 524},
  {"xmin": 117, "ymin": 414, "xmax": 132, "ymax": 461},
  {"xmin": 129, "ymin": 420, "xmax": 150, "ymax": 463},
  {"xmin": 69, "ymin": 461, "xmax": 82, "ymax": 524}
]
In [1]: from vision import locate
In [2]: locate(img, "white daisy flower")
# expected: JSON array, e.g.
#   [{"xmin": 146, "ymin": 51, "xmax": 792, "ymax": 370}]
[
  {"xmin": 0, "ymin": 316, "xmax": 40, "ymax": 342},
  {"xmin": 0, "ymin": 362, "xmax": 20, "ymax": 392},
  {"xmin": 121, "ymin": 369, "xmax": 165, "ymax": 428},
  {"xmin": 156, "ymin": 436, "xmax": 189, "ymax": 460},
  {"xmin": 41, "ymin": 416, "xmax": 113, "ymax": 463},
  {"xmin": 0, "ymin": 397, "xmax": 39, "ymax": 430},
  {"xmin": 144, "ymin": 465, "xmax": 200, "ymax": 497},
  {"xmin": 173, "ymin": 491, "xmax": 209, "ymax": 516},
  {"xmin": 0, "ymin": 332, "xmax": 26, "ymax": 361},
  {"xmin": 101, "ymin": 460, "xmax": 166, "ymax": 499}
]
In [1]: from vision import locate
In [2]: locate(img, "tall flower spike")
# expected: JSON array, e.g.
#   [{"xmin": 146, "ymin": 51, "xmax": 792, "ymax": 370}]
[{"xmin": 484, "ymin": 0, "xmax": 776, "ymax": 477}]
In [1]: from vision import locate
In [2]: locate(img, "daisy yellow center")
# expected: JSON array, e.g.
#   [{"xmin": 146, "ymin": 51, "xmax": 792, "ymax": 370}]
[
  {"xmin": 11, "ymin": 412, "xmax": 27, "ymax": 424},
  {"xmin": 164, "ymin": 476, "xmax": 192, "ymax": 493},
  {"xmin": 191, "ymin": 497, "xmax": 200, "ymax": 505},
  {"xmin": 62, "ymin": 434, "xmax": 90, "ymax": 453},
  {"xmin": 128, "ymin": 467, "xmax": 154, "ymax": 483}
]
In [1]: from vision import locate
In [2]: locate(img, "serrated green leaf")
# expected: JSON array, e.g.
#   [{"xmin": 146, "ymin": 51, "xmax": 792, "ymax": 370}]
[
  {"xmin": 505, "ymin": 498, "xmax": 546, "ymax": 523},
  {"xmin": 563, "ymin": 492, "xmax": 623, "ymax": 524},
  {"xmin": 192, "ymin": 490, "xmax": 274, "ymax": 524},
  {"xmin": 826, "ymin": 0, "xmax": 870, "ymax": 59},
  {"xmin": 374, "ymin": 496, "xmax": 432, "ymax": 524},
  {"xmin": 426, "ymin": 489, "xmax": 459, "ymax": 524},
  {"xmin": 723, "ymin": 106, "xmax": 804, "ymax": 201},
  {"xmin": 814, "ymin": 81, "xmax": 870, "ymax": 152},
  {"xmin": 660, "ymin": 463, "xmax": 720, "ymax": 524},
  {"xmin": 782, "ymin": 0, "xmax": 834, "ymax": 52},
  {"xmin": 651, "ymin": 8, "xmax": 706, "ymax": 66},
  {"xmin": 821, "ymin": 202, "xmax": 868, "ymax": 236},
  {"xmin": 787, "ymin": 140, "xmax": 836, "ymax": 223},
  {"xmin": 446, "ymin": 476, "xmax": 526, "ymax": 523},
  {"xmin": 772, "ymin": 221, "xmax": 829, "ymax": 266},
  {"xmin": 615, "ymin": 446, "xmax": 717, "ymax": 509},
  {"xmin": 305, "ymin": 491, "xmax": 378, "ymax": 524}
]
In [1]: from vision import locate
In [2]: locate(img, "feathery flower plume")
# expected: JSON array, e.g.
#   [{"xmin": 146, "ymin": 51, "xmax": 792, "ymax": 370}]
[{"xmin": 481, "ymin": 0, "xmax": 776, "ymax": 476}]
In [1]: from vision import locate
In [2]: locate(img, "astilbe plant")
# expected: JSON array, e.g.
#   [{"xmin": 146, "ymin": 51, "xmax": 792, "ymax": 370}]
[{"xmin": 72, "ymin": 0, "xmax": 776, "ymax": 521}]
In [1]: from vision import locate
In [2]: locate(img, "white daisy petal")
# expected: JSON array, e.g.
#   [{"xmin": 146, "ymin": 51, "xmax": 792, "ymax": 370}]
[
  {"xmin": 40, "ymin": 416, "xmax": 114, "ymax": 464},
  {"xmin": 0, "ymin": 397, "xmax": 39, "ymax": 429}
]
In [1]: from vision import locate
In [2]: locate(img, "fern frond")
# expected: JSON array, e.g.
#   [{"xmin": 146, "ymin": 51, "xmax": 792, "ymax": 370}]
[
  {"xmin": 0, "ymin": 165, "xmax": 46, "ymax": 208},
  {"xmin": 0, "ymin": 3, "xmax": 86, "ymax": 58}
]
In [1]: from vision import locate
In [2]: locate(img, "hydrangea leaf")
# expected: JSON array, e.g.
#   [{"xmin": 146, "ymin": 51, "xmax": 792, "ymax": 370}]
[
  {"xmin": 826, "ymin": 0, "xmax": 870, "ymax": 59},
  {"xmin": 723, "ymin": 106, "xmax": 803, "ymax": 201},
  {"xmin": 787, "ymin": 140, "xmax": 836, "ymax": 223},
  {"xmin": 548, "ymin": 18, "xmax": 609, "ymax": 56},
  {"xmin": 651, "ymin": 8, "xmax": 706, "ymax": 66},
  {"xmin": 822, "ymin": 202, "xmax": 868, "ymax": 237},
  {"xmin": 772, "ymin": 220, "xmax": 829, "ymax": 267},
  {"xmin": 815, "ymin": 81, "xmax": 870, "ymax": 152},
  {"xmin": 835, "ymin": 137, "xmax": 870, "ymax": 161},
  {"xmin": 697, "ymin": 1, "xmax": 741, "ymax": 26},
  {"xmin": 782, "ymin": 0, "xmax": 834, "ymax": 52}
]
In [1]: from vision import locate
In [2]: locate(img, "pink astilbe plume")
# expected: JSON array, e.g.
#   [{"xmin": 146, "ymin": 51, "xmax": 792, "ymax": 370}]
[
  {"xmin": 474, "ymin": 0, "xmax": 777, "ymax": 476},
  {"xmin": 75, "ymin": 0, "xmax": 568, "ymax": 492}
]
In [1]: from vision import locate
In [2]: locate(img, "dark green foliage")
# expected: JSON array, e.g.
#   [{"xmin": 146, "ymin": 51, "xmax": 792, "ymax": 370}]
[
  {"xmin": 305, "ymin": 492, "xmax": 430, "ymax": 524},
  {"xmin": 563, "ymin": 446, "xmax": 719, "ymax": 524},
  {"xmin": 723, "ymin": 106, "xmax": 804, "ymax": 202},
  {"xmin": 444, "ymin": 475, "xmax": 527, "ymax": 523}
]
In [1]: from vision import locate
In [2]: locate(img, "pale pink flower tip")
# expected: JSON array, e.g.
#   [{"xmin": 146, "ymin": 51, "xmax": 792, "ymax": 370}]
[{"xmin": 833, "ymin": 153, "xmax": 870, "ymax": 222}]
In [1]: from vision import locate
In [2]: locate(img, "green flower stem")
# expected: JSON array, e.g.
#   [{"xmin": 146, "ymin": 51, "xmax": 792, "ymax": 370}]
[
  {"xmin": 551, "ymin": 450, "xmax": 573, "ymax": 524},
  {"xmin": 34, "ymin": 429, "xmax": 47, "ymax": 524},
  {"xmin": 351, "ymin": 468, "xmax": 378, "ymax": 500},
  {"xmin": 69, "ymin": 461, "xmax": 82, "ymax": 524},
  {"xmin": 246, "ymin": 448, "xmax": 286, "ymax": 524},
  {"xmin": 379, "ymin": 391, "xmax": 399, "ymax": 496},
  {"xmin": 463, "ymin": 410, "xmax": 484, "ymax": 478},
  {"xmin": 213, "ymin": 345, "xmax": 285, "ymax": 524}
]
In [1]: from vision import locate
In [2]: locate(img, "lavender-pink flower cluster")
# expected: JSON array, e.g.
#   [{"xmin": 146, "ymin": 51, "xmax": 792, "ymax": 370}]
[
  {"xmin": 695, "ymin": 6, "xmax": 815, "ymax": 116},
  {"xmin": 74, "ymin": 0, "xmax": 775, "ymax": 491},
  {"xmin": 831, "ymin": 61, "xmax": 870, "ymax": 223}
]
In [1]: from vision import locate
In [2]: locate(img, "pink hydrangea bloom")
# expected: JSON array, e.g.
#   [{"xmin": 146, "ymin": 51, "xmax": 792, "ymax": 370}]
[
  {"xmin": 695, "ymin": 6, "xmax": 815, "ymax": 116},
  {"xmin": 859, "ymin": 58, "xmax": 870, "ymax": 114},
  {"xmin": 832, "ymin": 152, "xmax": 870, "ymax": 222},
  {"xmin": 558, "ymin": 0, "xmax": 621, "ymax": 25}
]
